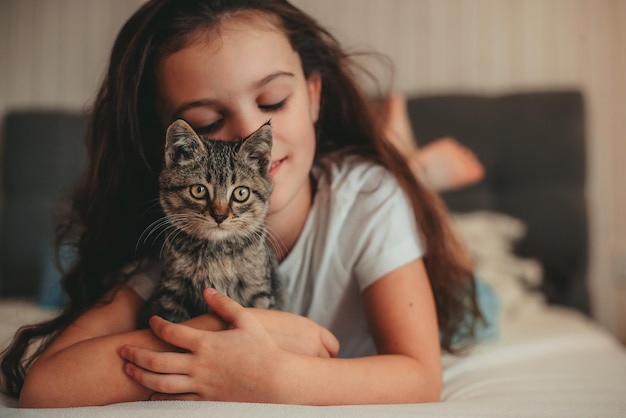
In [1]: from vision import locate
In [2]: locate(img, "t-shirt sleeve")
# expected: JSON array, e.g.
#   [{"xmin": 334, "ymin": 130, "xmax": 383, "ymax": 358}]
[
  {"xmin": 123, "ymin": 261, "xmax": 161, "ymax": 300},
  {"xmin": 341, "ymin": 169, "xmax": 425, "ymax": 290}
]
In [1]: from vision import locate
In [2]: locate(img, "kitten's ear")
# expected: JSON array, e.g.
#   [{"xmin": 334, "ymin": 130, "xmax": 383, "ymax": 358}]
[
  {"xmin": 239, "ymin": 121, "xmax": 273, "ymax": 174},
  {"xmin": 164, "ymin": 119, "xmax": 206, "ymax": 167}
]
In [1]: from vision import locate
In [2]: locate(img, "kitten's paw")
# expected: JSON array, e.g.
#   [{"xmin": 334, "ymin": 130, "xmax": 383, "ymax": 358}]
[
  {"xmin": 250, "ymin": 293, "xmax": 283, "ymax": 310},
  {"xmin": 161, "ymin": 310, "xmax": 191, "ymax": 324},
  {"xmin": 136, "ymin": 309, "xmax": 153, "ymax": 329},
  {"xmin": 137, "ymin": 303, "xmax": 190, "ymax": 327}
]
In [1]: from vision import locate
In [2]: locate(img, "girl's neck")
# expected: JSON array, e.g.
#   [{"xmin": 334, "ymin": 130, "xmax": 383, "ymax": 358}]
[{"xmin": 267, "ymin": 175, "xmax": 315, "ymax": 262}]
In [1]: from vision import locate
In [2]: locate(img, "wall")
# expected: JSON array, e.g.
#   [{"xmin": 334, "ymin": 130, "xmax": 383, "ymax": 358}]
[
  {"xmin": 0, "ymin": 0, "xmax": 146, "ymax": 111},
  {"xmin": 1, "ymin": 0, "xmax": 625, "ymax": 339}
]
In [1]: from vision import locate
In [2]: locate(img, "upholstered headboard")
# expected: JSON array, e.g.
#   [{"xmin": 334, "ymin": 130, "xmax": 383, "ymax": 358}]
[
  {"xmin": 407, "ymin": 91, "xmax": 589, "ymax": 315},
  {"xmin": 0, "ymin": 111, "xmax": 86, "ymax": 296},
  {"xmin": 0, "ymin": 92, "xmax": 590, "ymax": 316}
]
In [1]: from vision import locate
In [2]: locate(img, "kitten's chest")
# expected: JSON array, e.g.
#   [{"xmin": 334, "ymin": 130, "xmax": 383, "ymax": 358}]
[{"xmin": 163, "ymin": 240, "xmax": 268, "ymax": 283}]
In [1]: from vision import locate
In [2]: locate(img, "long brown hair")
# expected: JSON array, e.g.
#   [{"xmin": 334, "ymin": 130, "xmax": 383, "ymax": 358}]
[{"xmin": 1, "ymin": 0, "xmax": 480, "ymax": 398}]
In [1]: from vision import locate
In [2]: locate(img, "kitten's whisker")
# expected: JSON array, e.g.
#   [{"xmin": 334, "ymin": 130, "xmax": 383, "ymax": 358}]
[
  {"xmin": 141, "ymin": 216, "xmax": 178, "ymax": 240},
  {"xmin": 136, "ymin": 216, "xmax": 171, "ymax": 254},
  {"xmin": 139, "ymin": 198, "xmax": 163, "ymax": 218},
  {"xmin": 263, "ymin": 223, "xmax": 289, "ymax": 260},
  {"xmin": 244, "ymin": 230, "xmax": 264, "ymax": 249},
  {"xmin": 160, "ymin": 226, "xmax": 185, "ymax": 260},
  {"xmin": 137, "ymin": 212, "xmax": 197, "ymax": 254}
]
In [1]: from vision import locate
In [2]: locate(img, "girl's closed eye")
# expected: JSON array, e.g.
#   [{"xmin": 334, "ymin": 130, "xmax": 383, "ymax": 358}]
[
  {"xmin": 194, "ymin": 118, "xmax": 224, "ymax": 135},
  {"xmin": 258, "ymin": 98, "xmax": 287, "ymax": 112},
  {"xmin": 187, "ymin": 99, "xmax": 286, "ymax": 136}
]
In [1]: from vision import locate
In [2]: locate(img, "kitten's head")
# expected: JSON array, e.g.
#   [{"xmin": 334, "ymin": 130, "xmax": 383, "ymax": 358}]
[{"xmin": 159, "ymin": 119, "xmax": 273, "ymax": 242}]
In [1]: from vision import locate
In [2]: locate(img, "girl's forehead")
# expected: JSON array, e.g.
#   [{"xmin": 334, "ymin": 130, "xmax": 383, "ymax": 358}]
[
  {"xmin": 158, "ymin": 19, "xmax": 298, "ymax": 83},
  {"xmin": 184, "ymin": 11, "xmax": 286, "ymax": 53},
  {"xmin": 160, "ymin": 13, "xmax": 294, "ymax": 73}
]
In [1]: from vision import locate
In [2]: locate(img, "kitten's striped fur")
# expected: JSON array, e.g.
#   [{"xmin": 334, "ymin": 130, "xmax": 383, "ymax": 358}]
[{"xmin": 138, "ymin": 120, "xmax": 283, "ymax": 327}]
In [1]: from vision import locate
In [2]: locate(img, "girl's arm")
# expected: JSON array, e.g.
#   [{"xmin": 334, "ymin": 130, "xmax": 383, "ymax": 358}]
[
  {"xmin": 277, "ymin": 258, "xmax": 442, "ymax": 404},
  {"xmin": 19, "ymin": 285, "xmax": 338, "ymax": 408},
  {"xmin": 122, "ymin": 258, "xmax": 442, "ymax": 404},
  {"xmin": 19, "ymin": 286, "xmax": 171, "ymax": 407}
]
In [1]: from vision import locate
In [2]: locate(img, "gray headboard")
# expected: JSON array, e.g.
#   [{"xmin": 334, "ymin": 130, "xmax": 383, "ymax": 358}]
[
  {"xmin": 407, "ymin": 91, "xmax": 589, "ymax": 315},
  {"xmin": 0, "ymin": 111, "xmax": 86, "ymax": 296}
]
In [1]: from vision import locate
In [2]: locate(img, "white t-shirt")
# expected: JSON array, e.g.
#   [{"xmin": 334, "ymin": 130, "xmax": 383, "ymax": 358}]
[{"xmin": 128, "ymin": 155, "xmax": 424, "ymax": 357}]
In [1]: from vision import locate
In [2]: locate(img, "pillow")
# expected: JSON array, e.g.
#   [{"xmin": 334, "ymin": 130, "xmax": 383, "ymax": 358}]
[{"xmin": 451, "ymin": 211, "xmax": 545, "ymax": 318}]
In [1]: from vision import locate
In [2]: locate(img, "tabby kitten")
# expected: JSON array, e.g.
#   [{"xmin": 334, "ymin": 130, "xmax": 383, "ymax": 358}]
[{"xmin": 137, "ymin": 119, "xmax": 283, "ymax": 327}]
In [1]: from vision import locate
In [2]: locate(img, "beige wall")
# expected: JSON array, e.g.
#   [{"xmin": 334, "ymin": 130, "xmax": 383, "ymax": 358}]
[{"xmin": 1, "ymin": 0, "xmax": 625, "ymax": 340}]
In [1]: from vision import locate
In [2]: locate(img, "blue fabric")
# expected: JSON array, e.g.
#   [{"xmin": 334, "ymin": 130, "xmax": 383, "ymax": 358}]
[
  {"xmin": 450, "ymin": 276, "xmax": 501, "ymax": 345},
  {"xmin": 472, "ymin": 277, "xmax": 501, "ymax": 342},
  {"xmin": 36, "ymin": 244, "xmax": 72, "ymax": 310}
]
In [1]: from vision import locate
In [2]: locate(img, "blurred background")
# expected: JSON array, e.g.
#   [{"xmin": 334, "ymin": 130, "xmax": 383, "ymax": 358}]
[{"xmin": 0, "ymin": 0, "xmax": 624, "ymax": 341}]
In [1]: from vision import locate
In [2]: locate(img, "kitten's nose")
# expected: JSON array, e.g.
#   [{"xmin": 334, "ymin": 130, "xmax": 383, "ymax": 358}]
[{"xmin": 212, "ymin": 213, "xmax": 228, "ymax": 224}]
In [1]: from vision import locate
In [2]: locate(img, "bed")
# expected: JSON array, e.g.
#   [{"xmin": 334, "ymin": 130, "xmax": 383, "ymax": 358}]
[{"xmin": 1, "ymin": 90, "xmax": 626, "ymax": 417}]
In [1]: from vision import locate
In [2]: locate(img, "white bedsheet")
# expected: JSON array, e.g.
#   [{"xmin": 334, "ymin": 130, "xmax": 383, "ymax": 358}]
[{"xmin": 1, "ymin": 299, "xmax": 625, "ymax": 417}]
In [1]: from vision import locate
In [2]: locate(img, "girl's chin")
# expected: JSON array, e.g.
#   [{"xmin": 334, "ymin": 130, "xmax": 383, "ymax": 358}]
[{"xmin": 267, "ymin": 190, "xmax": 290, "ymax": 218}]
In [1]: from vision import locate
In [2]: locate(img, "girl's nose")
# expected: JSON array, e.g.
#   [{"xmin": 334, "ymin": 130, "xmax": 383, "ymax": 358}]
[{"xmin": 226, "ymin": 112, "xmax": 266, "ymax": 141}]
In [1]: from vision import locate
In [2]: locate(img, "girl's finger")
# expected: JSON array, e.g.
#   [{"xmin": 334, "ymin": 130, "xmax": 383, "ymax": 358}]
[
  {"xmin": 320, "ymin": 327, "xmax": 341, "ymax": 358},
  {"xmin": 202, "ymin": 289, "xmax": 254, "ymax": 328},
  {"xmin": 149, "ymin": 316, "xmax": 207, "ymax": 352},
  {"xmin": 120, "ymin": 345, "xmax": 192, "ymax": 375},
  {"xmin": 123, "ymin": 362, "xmax": 194, "ymax": 394}
]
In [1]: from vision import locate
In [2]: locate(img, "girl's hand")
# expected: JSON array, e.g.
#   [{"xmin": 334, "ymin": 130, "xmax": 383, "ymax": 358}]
[
  {"xmin": 245, "ymin": 307, "xmax": 339, "ymax": 358},
  {"xmin": 120, "ymin": 289, "xmax": 337, "ymax": 401}
]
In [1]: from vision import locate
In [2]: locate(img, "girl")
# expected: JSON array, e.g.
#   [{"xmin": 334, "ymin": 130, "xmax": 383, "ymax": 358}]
[{"xmin": 1, "ymin": 0, "xmax": 481, "ymax": 407}]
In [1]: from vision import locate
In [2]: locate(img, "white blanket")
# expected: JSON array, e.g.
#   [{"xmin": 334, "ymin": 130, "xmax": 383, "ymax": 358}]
[{"xmin": 2, "ymin": 300, "xmax": 626, "ymax": 417}]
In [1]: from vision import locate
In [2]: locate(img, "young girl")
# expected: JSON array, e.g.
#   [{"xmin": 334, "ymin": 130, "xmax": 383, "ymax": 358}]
[{"xmin": 1, "ymin": 0, "xmax": 481, "ymax": 407}]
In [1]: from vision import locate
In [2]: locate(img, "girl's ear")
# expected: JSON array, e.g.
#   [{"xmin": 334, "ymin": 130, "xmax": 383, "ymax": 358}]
[
  {"xmin": 164, "ymin": 119, "xmax": 206, "ymax": 166},
  {"xmin": 307, "ymin": 71, "xmax": 322, "ymax": 123},
  {"xmin": 239, "ymin": 121, "xmax": 273, "ymax": 175}
]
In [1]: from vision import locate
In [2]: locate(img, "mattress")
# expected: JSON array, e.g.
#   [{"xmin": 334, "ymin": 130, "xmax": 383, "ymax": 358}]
[{"xmin": 2, "ymin": 298, "xmax": 625, "ymax": 417}]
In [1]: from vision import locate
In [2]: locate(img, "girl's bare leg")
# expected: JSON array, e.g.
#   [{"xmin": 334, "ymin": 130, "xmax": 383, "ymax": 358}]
[{"xmin": 382, "ymin": 94, "xmax": 484, "ymax": 191}]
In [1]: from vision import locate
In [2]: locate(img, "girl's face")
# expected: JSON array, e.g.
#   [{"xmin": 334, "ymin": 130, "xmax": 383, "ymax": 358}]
[{"xmin": 155, "ymin": 16, "xmax": 321, "ymax": 219}]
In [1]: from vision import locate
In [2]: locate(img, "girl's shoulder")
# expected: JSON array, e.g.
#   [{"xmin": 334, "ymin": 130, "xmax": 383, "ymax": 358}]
[{"xmin": 313, "ymin": 153, "xmax": 397, "ymax": 196}]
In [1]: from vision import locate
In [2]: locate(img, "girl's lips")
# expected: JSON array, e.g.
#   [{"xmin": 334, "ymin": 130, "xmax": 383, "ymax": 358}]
[{"xmin": 270, "ymin": 157, "xmax": 286, "ymax": 176}]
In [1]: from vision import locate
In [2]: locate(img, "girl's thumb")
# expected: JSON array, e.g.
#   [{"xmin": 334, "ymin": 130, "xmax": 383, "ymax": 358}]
[{"xmin": 203, "ymin": 288, "xmax": 247, "ymax": 326}]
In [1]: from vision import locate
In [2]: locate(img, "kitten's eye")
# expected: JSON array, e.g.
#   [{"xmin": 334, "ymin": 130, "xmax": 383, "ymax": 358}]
[
  {"xmin": 232, "ymin": 186, "xmax": 250, "ymax": 203},
  {"xmin": 189, "ymin": 184, "xmax": 208, "ymax": 199}
]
